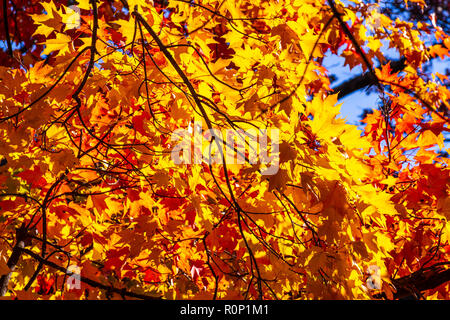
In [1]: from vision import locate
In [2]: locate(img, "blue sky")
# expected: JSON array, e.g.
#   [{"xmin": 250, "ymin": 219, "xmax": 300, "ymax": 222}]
[
  {"xmin": 325, "ymin": 47, "xmax": 450, "ymax": 127},
  {"xmin": 324, "ymin": 50, "xmax": 450, "ymax": 154}
]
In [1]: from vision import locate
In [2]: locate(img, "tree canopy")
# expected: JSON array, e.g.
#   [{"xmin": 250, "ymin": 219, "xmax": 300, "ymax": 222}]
[{"xmin": 0, "ymin": 0, "xmax": 449, "ymax": 300}]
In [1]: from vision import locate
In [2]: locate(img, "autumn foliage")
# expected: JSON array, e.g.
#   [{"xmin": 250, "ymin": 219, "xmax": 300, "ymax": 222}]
[{"xmin": 0, "ymin": 0, "xmax": 449, "ymax": 300}]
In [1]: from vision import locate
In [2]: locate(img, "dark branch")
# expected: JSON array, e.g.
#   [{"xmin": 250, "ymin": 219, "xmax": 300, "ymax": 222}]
[
  {"xmin": 20, "ymin": 248, "xmax": 162, "ymax": 300},
  {"xmin": 332, "ymin": 58, "xmax": 407, "ymax": 99},
  {"xmin": 392, "ymin": 264, "xmax": 450, "ymax": 300},
  {"xmin": 374, "ymin": 263, "xmax": 450, "ymax": 300}
]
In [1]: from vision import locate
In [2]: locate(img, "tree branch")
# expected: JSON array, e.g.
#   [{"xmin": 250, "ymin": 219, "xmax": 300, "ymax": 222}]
[
  {"xmin": 0, "ymin": 226, "xmax": 27, "ymax": 296},
  {"xmin": 374, "ymin": 263, "xmax": 450, "ymax": 300},
  {"xmin": 332, "ymin": 58, "xmax": 407, "ymax": 99},
  {"xmin": 328, "ymin": 0, "xmax": 383, "ymax": 95},
  {"xmin": 331, "ymin": 42, "xmax": 447, "ymax": 100},
  {"xmin": 391, "ymin": 264, "xmax": 450, "ymax": 300},
  {"xmin": 19, "ymin": 248, "xmax": 162, "ymax": 300}
]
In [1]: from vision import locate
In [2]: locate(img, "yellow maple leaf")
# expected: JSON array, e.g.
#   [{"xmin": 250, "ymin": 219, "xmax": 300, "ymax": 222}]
[
  {"xmin": 41, "ymin": 33, "xmax": 72, "ymax": 56},
  {"xmin": 418, "ymin": 130, "xmax": 444, "ymax": 149},
  {"xmin": 380, "ymin": 176, "xmax": 397, "ymax": 188}
]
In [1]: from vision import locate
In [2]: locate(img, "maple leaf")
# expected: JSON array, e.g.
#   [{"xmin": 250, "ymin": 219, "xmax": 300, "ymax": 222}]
[
  {"xmin": 41, "ymin": 33, "xmax": 72, "ymax": 56},
  {"xmin": 143, "ymin": 268, "xmax": 161, "ymax": 283},
  {"xmin": 31, "ymin": 1, "xmax": 64, "ymax": 37},
  {"xmin": 267, "ymin": 169, "xmax": 290, "ymax": 192},
  {"xmin": 16, "ymin": 166, "xmax": 47, "ymax": 188}
]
